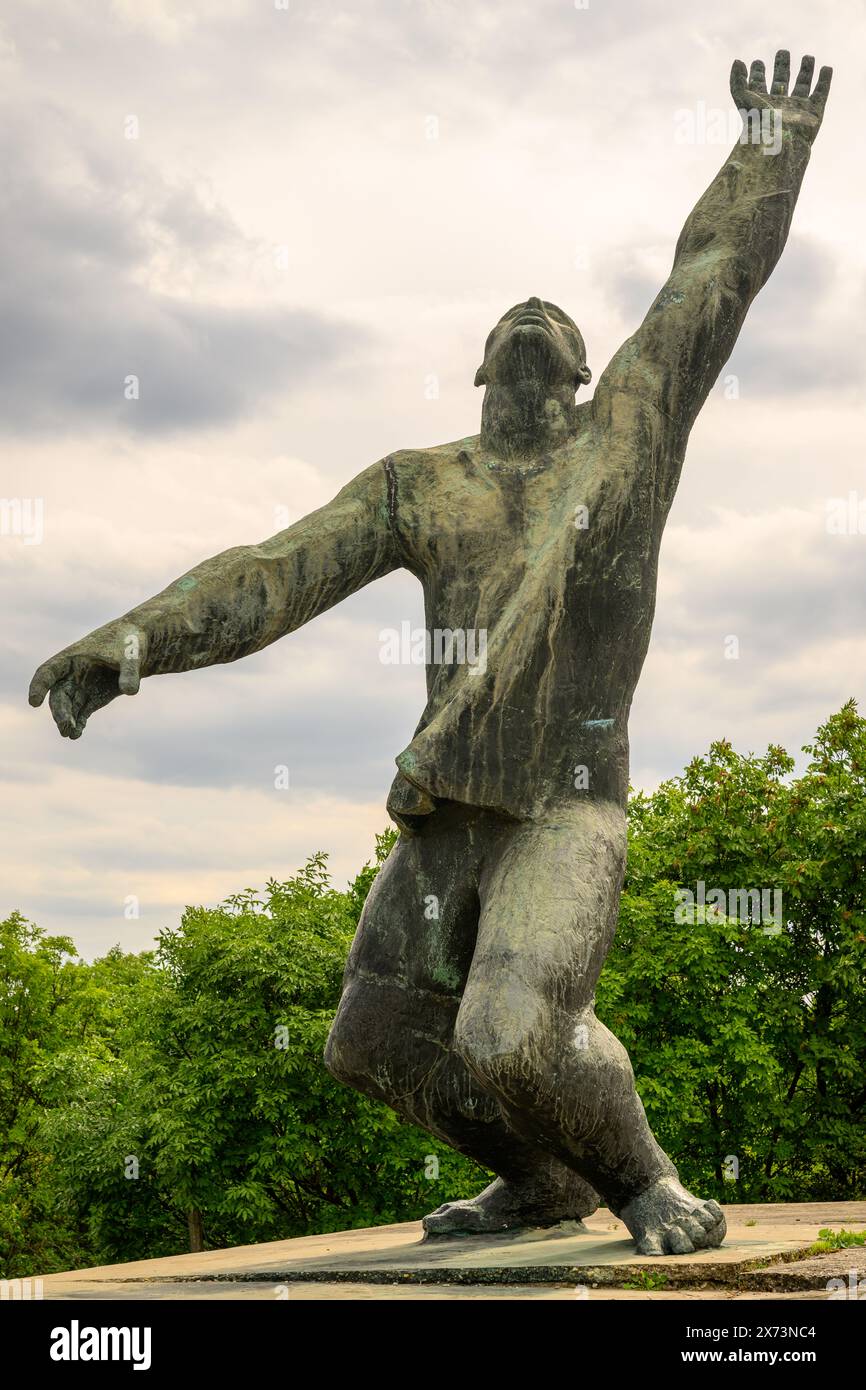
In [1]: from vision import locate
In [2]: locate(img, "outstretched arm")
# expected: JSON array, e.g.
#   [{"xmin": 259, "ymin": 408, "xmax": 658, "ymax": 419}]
[
  {"xmin": 30, "ymin": 460, "xmax": 401, "ymax": 738},
  {"xmin": 592, "ymin": 52, "xmax": 832, "ymax": 455}
]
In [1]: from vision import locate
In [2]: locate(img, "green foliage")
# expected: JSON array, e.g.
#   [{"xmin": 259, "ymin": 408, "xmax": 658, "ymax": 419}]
[
  {"xmin": 0, "ymin": 913, "xmax": 153, "ymax": 1275},
  {"xmin": 2, "ymin": 827, "xmax": 482, "ymax": 1275},
  {"xmin": 2, "ymin": 708, "xmax": 865, "ymax": 1276},
  {"xmin": 623, "ymin": 1269, "xmax": 669, "ymax": 1290},
  {"xmin": 809, "ymin": 1227, "xmax": 866, "ymax": 1252},
  {"xmin": 599, "ymin": 701, "xmax": 866, "ymax": 1204}
]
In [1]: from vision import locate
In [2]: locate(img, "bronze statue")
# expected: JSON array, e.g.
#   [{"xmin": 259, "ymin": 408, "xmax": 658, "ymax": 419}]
[{"xmin": 30, "ymin": 53, "xmax": 832, "ymax": 1253}]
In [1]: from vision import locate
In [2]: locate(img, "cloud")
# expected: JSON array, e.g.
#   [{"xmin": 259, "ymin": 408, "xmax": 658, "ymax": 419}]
[
  {"xmin": 0, "ymin": 106, "xmax": 366, "ymax": 435},
  {"xmin": 15, "ymin": 588, "xmax": 429, "ymax": 799},
  {"xmin": 724, "ymin": 238, "xmax": 864, "ymax": 397},
  {"xmin": 0, "ymin": 755, "xmax": 390, "ymax": 959},
  {"xmin": 604, "ymin": 235, "xmax": 865, "ymax": 400},
  {"xmin": 0, "ymin": 0, "xmax": 862, "ymax": 959},
  {"xmin": 631, "ymin": 504, "xmax": 866, "ymax": 789}
]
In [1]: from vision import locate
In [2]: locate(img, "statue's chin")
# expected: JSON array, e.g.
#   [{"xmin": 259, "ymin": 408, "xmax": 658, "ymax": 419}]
[{"xmin": 489, "ymin": 330, "xmax": 572, "ymax": 392}]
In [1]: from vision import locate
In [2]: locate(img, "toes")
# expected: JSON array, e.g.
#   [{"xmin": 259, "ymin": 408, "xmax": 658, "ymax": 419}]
[
  {"xmin": 666, "ymin": 1224, "xmax": 695, "ymax": 1255},
  {"xmin": 422, "ymin": 1203, "xmax": 458, "ymax": 1227},
  {"xmin": 423, "ymin": 1200, "xmax": 483, "ymax": 1236},
  {"xmin": 636, "ymin": 1232, "xmax": 665, "ymax": 1257},
  {"xmin": 430, "ymin": 1202, "xmax": 455, "ymax": 1216},
  {"xmin": 692, "ymin": 1201, "xmax": 726, "ymax": 1246},
  {"xmin": 422, "ymin": 1214, "xmax": 452, "ymax": 1235},
  {"xmin": 704, "ymin": 1211, "xmax": 727, "ymax": 1248},
  {"xmin": 681, "ymin": 1214, "xmax": 710, "ymax": 1248}
]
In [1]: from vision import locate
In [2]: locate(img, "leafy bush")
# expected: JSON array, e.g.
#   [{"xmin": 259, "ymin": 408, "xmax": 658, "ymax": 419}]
[{"xmin": 598, "ymin": 702, "xmax": 866, "ymax": 1203}]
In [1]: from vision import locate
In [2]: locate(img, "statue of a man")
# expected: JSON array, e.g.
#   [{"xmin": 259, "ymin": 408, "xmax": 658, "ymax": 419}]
[{"xmin": 31, "ymin": 53, "xmax": 832, "ymax": 1254}]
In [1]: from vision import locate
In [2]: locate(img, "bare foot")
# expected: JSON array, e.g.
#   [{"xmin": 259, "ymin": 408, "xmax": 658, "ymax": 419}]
[
  {"xmin": 423, "ymin": 1173, "xmax": 599, "ymax": 1237},
  {"xmin": 619, "ymin": 1175, "xmax": 726, "ymax": 1256}
]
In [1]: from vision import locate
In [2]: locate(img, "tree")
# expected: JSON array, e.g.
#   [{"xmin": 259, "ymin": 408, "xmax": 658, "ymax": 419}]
[
  {"xmin": 36, "ymin": 833, "xmax": 484, "ymax": 1265},
  {"xmin": 0, "ymin": 914, "xmax": 142, "ymax": 1275},
  {"xmin": 599, "ymin": 701, "xmax": 866, "ymax": 1202}
]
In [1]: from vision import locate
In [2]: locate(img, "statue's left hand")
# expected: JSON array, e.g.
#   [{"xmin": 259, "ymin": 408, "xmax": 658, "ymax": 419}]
[
  {"xmin": 29, "ymin": 621, "xmax": 147, "ymax": 740},
  {"xmin": 730, "ymin": 50, "xmax": 832, "ymax": 144}
]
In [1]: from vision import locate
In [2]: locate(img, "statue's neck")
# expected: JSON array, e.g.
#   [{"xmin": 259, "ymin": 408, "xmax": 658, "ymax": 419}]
[{"xmin": 479, "ymin": 382, "xmax": 577, "ymax": 461}]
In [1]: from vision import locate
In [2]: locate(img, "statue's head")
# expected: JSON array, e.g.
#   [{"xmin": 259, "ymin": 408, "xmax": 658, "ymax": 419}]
[{"xmin": 474, "ymin": 297, "xmax": 592, "ymax": 394}]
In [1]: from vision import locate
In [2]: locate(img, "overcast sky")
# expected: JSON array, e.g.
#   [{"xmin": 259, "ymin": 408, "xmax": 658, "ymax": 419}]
[{"xmin": 2, "ymin": 0, "xmax": 865, "ymax": 957}]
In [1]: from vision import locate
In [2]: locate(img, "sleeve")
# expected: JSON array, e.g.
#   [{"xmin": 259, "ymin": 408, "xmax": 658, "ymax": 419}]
[{"xmin": 118, "ymin": 460, "xmax": 402, "ymax": 677}]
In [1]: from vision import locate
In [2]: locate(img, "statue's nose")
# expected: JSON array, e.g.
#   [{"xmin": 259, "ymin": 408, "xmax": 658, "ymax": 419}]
[{"xmin": 526, "ymin": 296, "xmax": 544, "ymax": 310}]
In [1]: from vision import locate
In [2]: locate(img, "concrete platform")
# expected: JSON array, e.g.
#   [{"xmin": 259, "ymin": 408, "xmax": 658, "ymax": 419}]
[{"xmin": 37, "ymin": 1201, "xmax": 866, "ymax": 1300}]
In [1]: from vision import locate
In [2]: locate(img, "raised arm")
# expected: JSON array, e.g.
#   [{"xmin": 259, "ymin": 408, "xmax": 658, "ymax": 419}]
[
  {"xmin": 592, "ymin": 51, "xmax": 832, "ymax": 452},
  {"xmin": 30, "ymin": 460, "xmax": 401, "ymax": 738}
]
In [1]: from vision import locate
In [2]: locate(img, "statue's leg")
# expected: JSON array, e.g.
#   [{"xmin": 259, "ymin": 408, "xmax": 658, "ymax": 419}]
[
  {"xmin": 324, "ymin": 807, "xmax": 600, "ymax": 1233},
  {"xmin": 453, "ymin": 798, "xmax": 726, "ymax": 1257}
]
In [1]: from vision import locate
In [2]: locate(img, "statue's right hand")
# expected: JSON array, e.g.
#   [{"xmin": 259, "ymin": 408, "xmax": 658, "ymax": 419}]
[
  {"xmin": 730, "ymin": 51, "xmax": 832, "ymax": 145},
  {"xmin": 28, "ymin": 622, "xmax": 147, "ymax": 740}
]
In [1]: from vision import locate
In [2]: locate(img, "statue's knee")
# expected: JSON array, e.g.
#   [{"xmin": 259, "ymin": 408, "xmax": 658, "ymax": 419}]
[
  {"xmin": 322, "ymin": 1012, "xmax": 356, "ymax": 1087},
  {"xmin": 323, "ymin": 987, "xmax": 375, "ymax": 1090},
  {"xmin": 453, "ymin": 985, "xmax": 547, "ymax": 1107},
  {"xmin": 325, "ymin": 981, "xmax": 430, "ymax": 1110},
  {"xmin": 572, "ymin": 1013, "xmax": 634, "ymax": 1082}
]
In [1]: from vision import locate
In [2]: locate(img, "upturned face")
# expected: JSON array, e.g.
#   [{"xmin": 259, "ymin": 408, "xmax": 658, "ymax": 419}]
[{"xmin": 475, "ymin": 297, "xmax": 592, "ymax": 392}]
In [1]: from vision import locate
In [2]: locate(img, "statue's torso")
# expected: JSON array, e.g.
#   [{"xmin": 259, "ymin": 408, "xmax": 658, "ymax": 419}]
[{"xmin": 385, "ymin": 408, "xmax": 676, "ymax": 827}]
